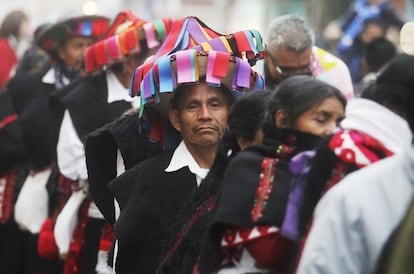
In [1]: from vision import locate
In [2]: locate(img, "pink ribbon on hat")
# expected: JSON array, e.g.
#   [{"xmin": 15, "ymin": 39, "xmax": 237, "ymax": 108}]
[
  {"xmin": 176, "ymin": 50, "xmax": 198, "ymax": 84},
  {"xmin": 206, "ymin": 51, "xmax": 221, "ymax": 86},
  {"xmin": 143, "ymin": 23, "xmax": 160, "ymax": 49},
  {"xmin": 106, "ymin": 36, "xmax": 120, "ymax": 62}
]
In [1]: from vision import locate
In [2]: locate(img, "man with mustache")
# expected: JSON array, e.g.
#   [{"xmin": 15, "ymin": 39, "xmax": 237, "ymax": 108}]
[{"xmin": 109, "ymin": 49, "xmax": 265, "ymax": 274}]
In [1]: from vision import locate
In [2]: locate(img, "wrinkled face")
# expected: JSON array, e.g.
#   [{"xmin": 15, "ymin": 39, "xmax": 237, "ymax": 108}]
[
  {"xmin": 169, "ymin": 83, "xmax": 231, "ymax": 149},
  {"xmin": 292, "ymin": 96, "xmax": 344, "ymax": 137},
  {"xmin": 58, "ymin": 36, "xmax": 94, "ymax": 70},
  {"xmin": 265, "ymin": 46, "xmax": 313, "ymax": 84}
]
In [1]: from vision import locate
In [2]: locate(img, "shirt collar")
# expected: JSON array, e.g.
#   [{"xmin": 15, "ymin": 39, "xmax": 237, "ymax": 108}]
[
  {"xmin": 165, "ymin": 141, "xmax": 209, "ymax": 186},
  {"xmin": 42, "ymin": 67, "xmax": 69, "ymax": 85},
  {"xmin": 106, "ymin": 71, "xmax": 140, "ymax": 109}
]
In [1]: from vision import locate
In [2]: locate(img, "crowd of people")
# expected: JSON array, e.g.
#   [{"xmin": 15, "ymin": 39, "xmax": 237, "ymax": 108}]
[{"xmin": 0, "ymin": 0, "xmax": 413, "ymax": 273}]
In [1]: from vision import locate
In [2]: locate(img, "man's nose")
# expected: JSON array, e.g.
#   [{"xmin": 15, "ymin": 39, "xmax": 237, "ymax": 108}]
[{"xmin": 198, "ymin": 105, "xmax": 212, "ymax": 119}]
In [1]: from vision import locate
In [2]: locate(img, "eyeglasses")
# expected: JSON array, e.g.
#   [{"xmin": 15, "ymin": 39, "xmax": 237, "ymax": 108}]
[{"xmin": 267, "ymin": 51, "xmax": 312, "ymax": 79}]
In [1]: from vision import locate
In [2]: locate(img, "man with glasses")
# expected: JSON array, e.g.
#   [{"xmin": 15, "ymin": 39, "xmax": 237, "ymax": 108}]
[{"xmin": 265, "ymin": 14, "xmax": 354, "ymax": 100}]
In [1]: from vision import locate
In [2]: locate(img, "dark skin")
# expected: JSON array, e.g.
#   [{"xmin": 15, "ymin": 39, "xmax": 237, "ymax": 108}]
[{"xmin": 169, "ymin": 83, "xmax": 231, "ymax": 168}]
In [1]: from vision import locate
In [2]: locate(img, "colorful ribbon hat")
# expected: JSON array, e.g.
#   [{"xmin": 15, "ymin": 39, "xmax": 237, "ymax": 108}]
[
  {"xmin": 37, "ymin": 15, "xmax": 110, "ymax": 59},
  {"xmin": 136, "ymin": 49, "xmax": 265, "ymax": 117},
  {"xmin": 130, "ymin": 16, "xmax": 266, "ymax": 148},
  {"xmin": 129, "ymin": 16, "xmax": 265, "ymax": 99},
  {"xmin": 83, "ymin": 11, "xmax": 173, "ymax": 74}
]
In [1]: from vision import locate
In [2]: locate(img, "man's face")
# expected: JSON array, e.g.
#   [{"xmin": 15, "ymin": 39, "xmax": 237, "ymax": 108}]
[
  {"xmin": 265, "ymin": 46, "xmax": 312, "ymax": 84},
  {"xmin": 169, "ymin": 82, "xmax": 231, "ymax": 150},
  {"xmin": 57, "ymin": 36, "xmax": 94, "ymax": 70}
]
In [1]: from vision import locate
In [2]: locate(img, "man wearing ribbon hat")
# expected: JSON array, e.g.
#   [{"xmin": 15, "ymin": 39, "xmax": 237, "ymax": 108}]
[
  {"xmin": 47, "ymin": 11, "xmax": 173, "ymax": 274},
  {"xmin": 2, "ymin": 14, "xmax": 110, "ymax": 274},
  {"xmin": 84, "ymin": 15, "xmax": 265, "ymax": 225},
  {"xmin": 264, "ymin": 14, "xmax": 354, "ymax": 100},
  {"xmin": 108, "ymin": 40, "xmax": 265, "ymax": 272}
]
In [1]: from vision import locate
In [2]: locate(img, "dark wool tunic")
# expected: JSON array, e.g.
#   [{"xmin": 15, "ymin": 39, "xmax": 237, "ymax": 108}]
[
  {"xmin": 49, "ymin": 73, "xmax": 135, "ymax": 274},
  {"xmin": 7, "ymin": 69, "xmax": 58, "ymax": 170},
  {"xmin": 0, "ymin": 90, "xmax": 24, "ymax": 174},
  {"xmin": 199, "ymin": 129, "xmax": 322, "ymax": 274},
  {"xmin": 50, "ymin": 73, "xmax": 131, "ymax": 142},
  {"xmin": 110, "ymin": 147, "xmax": 198, "ymax": 274},
  {"xmin": 85, "ymin": 112, "xmax": 163, "ymax": 225}
]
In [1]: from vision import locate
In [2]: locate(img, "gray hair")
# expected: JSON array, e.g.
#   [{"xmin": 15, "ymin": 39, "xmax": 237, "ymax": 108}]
[{"xmin": 266, "ymin": 14, "xmax": 315, "ymax": 53}]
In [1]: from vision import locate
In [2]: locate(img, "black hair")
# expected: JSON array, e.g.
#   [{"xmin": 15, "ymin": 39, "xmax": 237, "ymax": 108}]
[
  {"xmin": 170, "ymin": 78, "xmax": 234, "ymax": 110},
  {"xmin": 362, "ymin": 54, "xmax": 414, "ymax": 122},
  {"xmin": 263, "ymin": 75, "xmax": 346, "ymax": 138},
  {"xmin": 364, "ymin": 37, "xmax": 396, "ymax": 72},
  {"xmin": 228, "ymin": 90, "xmax": 271, "ymax": 143},
  {"xmin": 15, "ymin": 47, "xmax": 51, "ymax": 76},
  {"xmin": 361, "ymin": 17, "xmax": 387, "ymax": 34}
]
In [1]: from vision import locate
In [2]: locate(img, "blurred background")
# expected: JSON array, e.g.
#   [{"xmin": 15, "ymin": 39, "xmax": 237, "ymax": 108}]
[{"xmin": 1, "ymin": 0, "xmax": 413, "ymax": 43}]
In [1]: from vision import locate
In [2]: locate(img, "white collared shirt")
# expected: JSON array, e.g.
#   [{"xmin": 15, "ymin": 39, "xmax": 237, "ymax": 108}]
[
  {"xmin": 165, "ymin": 141, "xmax": 209, "ymax": 186},
  {"xmin": 57, "ymin": 71, "xmax": 137, "ymax": 180},
  {"xmin": 106, "ymin": 71, "xmax": 140, "ymax": 109},
  {"xmin": 42, "ymin": 68, "xmax": 70, "ymax": 86}
]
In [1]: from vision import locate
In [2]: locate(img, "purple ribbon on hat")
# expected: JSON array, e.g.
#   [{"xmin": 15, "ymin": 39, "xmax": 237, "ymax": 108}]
[
  {"xmin": 235, "ymin": 58, "xmax": 251, "ymax": 89},
  {"xmin": 142, "ymin": 70, "xmax": 155, "ymax": 101},
  {"xmin": 209, "ymin": 38, "xmax": 228, "ymax": 53},
  {"xmin": 186, "ymin": 18, "xmax": 212, "ymax": 44},
  {"xmin": 192, "ymin": 44, "xmax": 203, "ymax": 52}
]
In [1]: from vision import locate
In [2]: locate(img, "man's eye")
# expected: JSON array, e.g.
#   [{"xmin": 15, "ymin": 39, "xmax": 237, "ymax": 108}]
[{"xmin": 186, "ymin": 103, "xmax": 198, "ymax": 110}]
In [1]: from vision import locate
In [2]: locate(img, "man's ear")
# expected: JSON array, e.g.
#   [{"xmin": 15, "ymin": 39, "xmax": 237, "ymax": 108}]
[
  {"xmin": 275, "ymin": 109, "xmax": 289, "ymax": 128},
  {"xmin": 168, "ymin": 109, "xmax": 181, "ymax": 132},
  {"xmin": 57, "ymin": 45, "xmax": 65, "ymax": 61}
]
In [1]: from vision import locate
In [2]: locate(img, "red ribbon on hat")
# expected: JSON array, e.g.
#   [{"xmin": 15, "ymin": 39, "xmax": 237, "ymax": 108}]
[
  {"xmin": 212, "ymin": 51, "xmax": 230, "ymax": 77},
  {"xmin": 84, "ymin": 47, "xmax": 96, "ymax": 73},
  {"xmin": 233, "ymin": 31, "xmax": 251, "ymax": 53},
  {"xmin": 106, "ymin": 36, "xmax": 120, "ymax": 62},
  {"xmin": 93, "ymin": 41, "xmax": 108, "ymax": 67}
]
